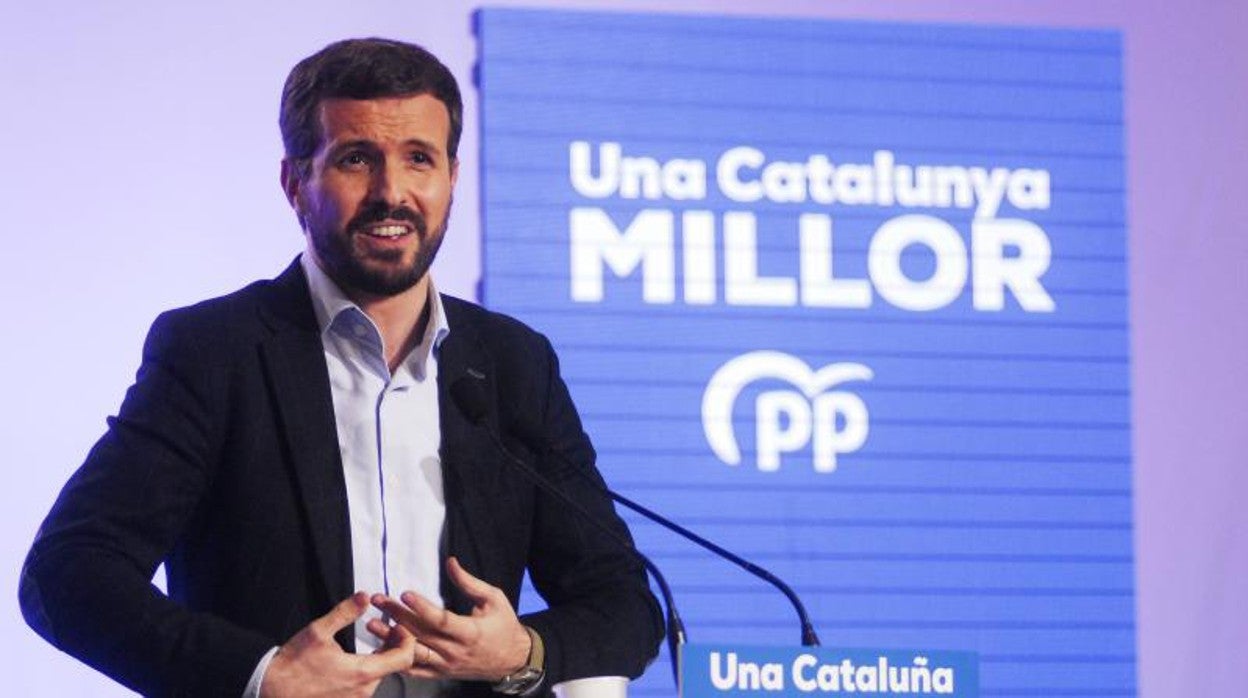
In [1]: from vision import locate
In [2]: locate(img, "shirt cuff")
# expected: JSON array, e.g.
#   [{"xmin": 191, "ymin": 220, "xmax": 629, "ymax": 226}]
[{"xmin": 242, "ymin": 646, "xmax": 280, "ymax": 698}]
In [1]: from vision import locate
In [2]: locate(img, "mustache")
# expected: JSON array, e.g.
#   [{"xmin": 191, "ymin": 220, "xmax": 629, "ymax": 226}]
[{"xmin": 347, "ymin": 202, "xmax": 428, "ymax": 235}]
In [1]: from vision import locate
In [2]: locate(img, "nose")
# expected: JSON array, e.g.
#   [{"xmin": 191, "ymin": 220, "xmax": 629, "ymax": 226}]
[{"xmin": 369, "ymin": 159, "xmax": 407, "ymax": 208}]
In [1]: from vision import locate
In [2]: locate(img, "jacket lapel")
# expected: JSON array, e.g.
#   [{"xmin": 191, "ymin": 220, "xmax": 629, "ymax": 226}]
[
  {"xmin": 256, "ymin": 261, "xmax": 353, "ymax": 625},
  {"xmin": 436, "ymin": 299, "xmax": 506, "ymax": 615},
  {"xmin": 250, "ymin": 271, "xmax": 500, "ymax": 630}
]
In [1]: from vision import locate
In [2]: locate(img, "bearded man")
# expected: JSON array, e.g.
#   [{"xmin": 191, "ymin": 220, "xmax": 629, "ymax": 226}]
[{"xmin": 20, "ymin": 38, "xmax": 662, "ymax": 698}]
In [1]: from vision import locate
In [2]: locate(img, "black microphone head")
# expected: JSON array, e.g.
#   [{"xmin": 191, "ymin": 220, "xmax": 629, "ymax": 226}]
[{"xmin": 450, "ymin": 373, "xmax": 490, "ymax": 425}]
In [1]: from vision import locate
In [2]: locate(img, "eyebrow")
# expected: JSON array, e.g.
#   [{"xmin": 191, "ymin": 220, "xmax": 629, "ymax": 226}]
[
  {"xmin": 403, "ymin": 137, "xmax": 443, "ymax": 154},
  {"xmin": 326, "ymin": 138, "xmax": 444, "ymax": 155}
]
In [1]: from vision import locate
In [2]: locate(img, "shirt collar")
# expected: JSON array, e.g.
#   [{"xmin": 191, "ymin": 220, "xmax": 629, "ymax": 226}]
[{"xmin": 300, "ymin": 252, "xmax": 450, "ymax": 377}]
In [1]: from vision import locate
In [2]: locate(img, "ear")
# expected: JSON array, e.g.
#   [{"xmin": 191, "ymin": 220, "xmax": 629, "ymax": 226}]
[
  {"xmin": 279, "ymin": 158, "xmax": 302, "ymax": 210},
  {"xmin": 450, "ymin": 157, "xmax": 460, "ymax": 188}
]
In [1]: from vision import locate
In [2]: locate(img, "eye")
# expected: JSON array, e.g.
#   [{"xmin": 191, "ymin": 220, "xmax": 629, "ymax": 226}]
[
  {"xmin": 409, "ymin": 151, "xmax": 433, "ymax": 167},
  {"xmin": 336, "ymin": 151, "xmax": 372, "ymax": 170}
]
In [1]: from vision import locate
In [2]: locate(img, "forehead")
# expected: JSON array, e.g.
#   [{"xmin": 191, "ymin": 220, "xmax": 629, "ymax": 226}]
[{"xmin": 315, "ymin": 94, "xmax": 451, "ymax": 153}]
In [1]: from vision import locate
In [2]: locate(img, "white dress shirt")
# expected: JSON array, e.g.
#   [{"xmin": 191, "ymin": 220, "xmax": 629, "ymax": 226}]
[{"xmin": 244, "ymin": 254, "xmax": 450, "ymax": 698}]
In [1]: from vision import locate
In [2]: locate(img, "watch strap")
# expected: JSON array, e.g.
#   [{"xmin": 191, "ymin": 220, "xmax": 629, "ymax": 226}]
[{"xmin": 492, "ymin": 626, "xmax": 545, "ymax": 695}]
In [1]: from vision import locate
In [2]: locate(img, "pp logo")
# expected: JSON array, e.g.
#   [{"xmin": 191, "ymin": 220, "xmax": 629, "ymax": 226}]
[{"xmin": 701, "ymin": 351, "xmax": 873, "ymax": 473}]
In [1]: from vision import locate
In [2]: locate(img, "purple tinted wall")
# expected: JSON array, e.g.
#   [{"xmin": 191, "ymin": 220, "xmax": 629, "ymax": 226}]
[{"xmin": 0, "ymin": 1, "xmax": 1241, "ymax": 695}]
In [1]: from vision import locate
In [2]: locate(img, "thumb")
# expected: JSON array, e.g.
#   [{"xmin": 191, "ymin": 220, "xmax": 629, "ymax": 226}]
[
  {"xmin": 446, "ymin": 557, "xmax": 500, "ymax": 606},
  {"xmin": 309, "ymin": 591, "xmax": 370, "ymax": 638}
]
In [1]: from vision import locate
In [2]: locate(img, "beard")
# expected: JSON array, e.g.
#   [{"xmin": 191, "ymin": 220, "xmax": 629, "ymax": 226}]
[{"xmin": 308, "ymin": 198, "xmax": 450, "ymax": 297}]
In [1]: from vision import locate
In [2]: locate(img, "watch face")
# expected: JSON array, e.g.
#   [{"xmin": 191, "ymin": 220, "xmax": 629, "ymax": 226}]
[{"xmin": 496, "ymin": 667, "xmax": 544, "ymax": 695}]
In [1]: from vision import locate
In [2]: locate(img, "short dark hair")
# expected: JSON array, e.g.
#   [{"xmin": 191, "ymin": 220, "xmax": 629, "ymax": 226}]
[{"xmin": 280, "ymin": 37, "xmax": 463, "ymax": 164}]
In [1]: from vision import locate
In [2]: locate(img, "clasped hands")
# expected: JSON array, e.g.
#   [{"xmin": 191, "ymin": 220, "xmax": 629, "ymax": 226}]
[{"xmin": 261, "ymin": 557, "xmax": 532, "ymax": 698}]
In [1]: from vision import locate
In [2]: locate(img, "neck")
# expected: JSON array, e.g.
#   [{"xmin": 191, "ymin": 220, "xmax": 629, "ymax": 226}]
[{"xmin": 347, "ymin": 276, "xmax": 432, "ymax": 374}]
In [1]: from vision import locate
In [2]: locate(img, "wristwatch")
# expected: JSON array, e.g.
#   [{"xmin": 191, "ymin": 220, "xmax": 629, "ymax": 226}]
[{"xmin": 493, "ymin": 626, "xmax": 546, "ymax": 695}]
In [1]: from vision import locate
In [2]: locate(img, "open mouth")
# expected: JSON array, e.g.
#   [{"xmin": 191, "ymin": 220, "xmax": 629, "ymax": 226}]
[{"xmin": 361, "ymin": 224, "xmax": 411, "ymax": 239}]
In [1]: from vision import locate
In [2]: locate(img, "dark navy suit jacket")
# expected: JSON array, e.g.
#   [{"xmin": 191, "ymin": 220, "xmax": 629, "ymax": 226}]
[{"xmin": 19, "ymin": 261, "xmax": 662, "ymax": 697}]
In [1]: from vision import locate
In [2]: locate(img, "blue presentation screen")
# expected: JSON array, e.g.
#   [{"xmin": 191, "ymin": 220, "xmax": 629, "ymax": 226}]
[{"xmin": 477, "ymin": 8, "xmax": 1132, "ymax": 696}]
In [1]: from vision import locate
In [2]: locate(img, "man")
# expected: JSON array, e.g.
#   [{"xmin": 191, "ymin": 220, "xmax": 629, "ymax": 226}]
[{"xmin": 19, "ymin": 38, "xmax": 663, "ymax": 697}]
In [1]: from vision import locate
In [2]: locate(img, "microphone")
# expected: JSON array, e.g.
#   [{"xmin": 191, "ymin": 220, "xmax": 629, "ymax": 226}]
[
  {"xmin": 450, "ymin": 375, "xmax": 688, "ymax": 687},
  {"xmin": 456, "ymin": 376, "xmax": 822, "ymax": 648}
]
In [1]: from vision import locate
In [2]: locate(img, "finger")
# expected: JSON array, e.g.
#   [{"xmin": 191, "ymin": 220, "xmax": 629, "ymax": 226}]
[
  {"xmin": 403, "ymin": 667, "xmax": 444, "ymax": 680},
  {"xmin": 371, "ymin": 593, "xmax": 427, "ymax": 635},
  {"xmin": 354, "ymin": 622, "xmax": 418, "ymax": 677},
  {"xmin": 376, "ymin": 592, "xmax": 464, "ymax": 642},
  {"xmin": 365, "ymin": 617, "xmax": 394, "ymax": 644},
  {"xmin": 382, "ymin": 623, "xmax": 415, "ymax": 652},
  {"xmin": 446, "ymin": 557, "xmax": 502, "ymax": 606},
  {"xmin": 400, "ymin": 591, "xmax": 469, "ymax": 640},
  {"xmin": 405, "ymin": 641, "xmax": 450, "ymax": 678},
  {"xmin": 309, "ymin": 591, "xmax": 370, "ymax": 638}
]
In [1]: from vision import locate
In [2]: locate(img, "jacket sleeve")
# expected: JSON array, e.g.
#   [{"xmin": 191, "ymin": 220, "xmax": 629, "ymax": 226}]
[
  {"xmin": 509, "ymin": 333, "xmax": 665, "ymax": 685},
  {"xmin": 18, "ymin": 311, "xmax": 274, "ymax": 697}
]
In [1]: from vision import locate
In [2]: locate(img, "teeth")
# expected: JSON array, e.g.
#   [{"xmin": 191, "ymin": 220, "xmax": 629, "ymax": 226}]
[{"xmin": 369, "ymin": 225, "xmax": 407, "ymax": 238}]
